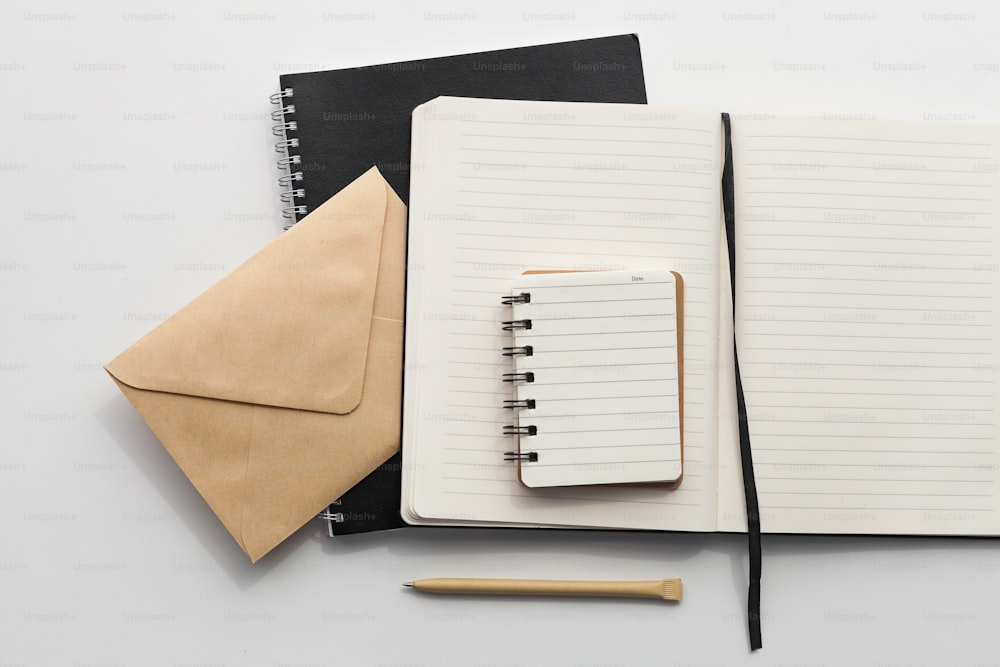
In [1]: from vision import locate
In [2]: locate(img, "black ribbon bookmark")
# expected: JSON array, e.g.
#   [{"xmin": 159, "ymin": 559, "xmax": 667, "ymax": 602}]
[{"xmin": 721, "ymin": 113, "xmax": 763, "ymax": 650}]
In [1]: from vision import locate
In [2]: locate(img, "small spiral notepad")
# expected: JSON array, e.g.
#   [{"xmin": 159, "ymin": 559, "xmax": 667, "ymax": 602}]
[{"xmin": 501, "ymin": 269, "xmax": 684, "ymax": 488}]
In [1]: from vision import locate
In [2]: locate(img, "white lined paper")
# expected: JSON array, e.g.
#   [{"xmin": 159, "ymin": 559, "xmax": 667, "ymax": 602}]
[
  {"xmin": 402, "ymin": 97, "xmax": 722, "ymax": 530},
  {"xmin": 508, "ymin": 270, "xmax": 682, "ymax": 488},
  {"xmin": 719, "ymin": 116, "xmax": 1000, "ymax": 535}
]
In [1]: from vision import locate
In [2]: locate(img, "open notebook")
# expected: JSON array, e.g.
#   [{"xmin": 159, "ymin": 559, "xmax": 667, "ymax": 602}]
[{"xmin": 402, "ymin": 96, "xmax": 1000, "ymax": 536}]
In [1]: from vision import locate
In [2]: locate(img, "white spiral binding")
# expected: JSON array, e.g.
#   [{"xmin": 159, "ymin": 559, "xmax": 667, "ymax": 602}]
[
  {"xmin": 320, "ymin": 499, "xmax": 343, "ymax": 537},
  {"xmin": 270, "ymin": 87, "xmax": 306, "ymax": 224}
]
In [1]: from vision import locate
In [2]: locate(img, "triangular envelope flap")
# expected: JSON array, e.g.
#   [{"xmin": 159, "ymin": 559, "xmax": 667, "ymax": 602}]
[{"xmin": 107, "ymin": 168, "xmax": 390, "ymax": 414}]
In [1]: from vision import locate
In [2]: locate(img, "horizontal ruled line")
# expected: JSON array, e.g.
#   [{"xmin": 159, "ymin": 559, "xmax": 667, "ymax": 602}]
[
  {"xmin": 742, "ymin": 218, "xmax": 990, "ymax": 230},
  {"xmin": 743, "ymin": 247, "xmax": 993, "ymax": 258},
  {"xmin": 740, "ymin": 288, "xmax": 993, "ymax": 298},
  {"xmin": 531, "ymin": 378, "xmax": 676, "ymax": 387},
  {"xmin": 743, "ymin": 390, "xmax": 991, "ymax": 397},
  {"xmin": 440, "ymin": 490, "xmax": 702, "ymax": 506},
  {"xmin": 456, "ymin": 204, "xmax": 710, "ymax": 218},
  {"xmin": 745, "ymin": 162, "xmax": 990, "ymax": 175},
  {"xmin": 457, "ymin": 119, "xmax": 715, "ymax": 134},
  {"xmin": 529, "ymin": 347, "xmax": 683, "ymax": 356},
  {"xmin": 527, "ymin": 457, "xmax": 680, "ymax": 468},
  {"xmin": 449, "ymin": 276, "xmax": 512, "ymax": 283},
  {"xmin": 745, "ymin": 332, "xmax": 990, "ymax": 341},
  {"xmin": 531, "ymin": 409, "xmax": 679, "ymax": 419},
  {"xmin": 747, "ymin": 404, "xmax": 993, "ymax": 412},
  {"xmin": 523, "ymin": 361, "xmax": 676, "ymax": 371},
  {"xmin": 756, "ymin": 476, "xmax": 992, "ymax": 483},
  {"xmin": 739, "ymin": 303, "xmax": 992, "ymax": 313},
  {"xmin": 744, "ymin": 134, "xmax": 990, "ymax": 146},
  {"xmin": 459, "ymin": 133, "xmax": 714, "ymax": 148},
  {"xmin": 445, "ymin": 389, "xmax": 505, "ymax": 395},
  {"xmin": 744, "ymin": 176, "xmax": 991, "ymax": 188},
  {"xmin": 456, "ymin": 231, "xmax": 686, "ymax": 246},
  {"xmin": 458, "ymin": 190, "xmax": 710, "ymax": 204},
  {"xmin": 745, "ymin": 148, "xmax": 991, "ymax": 159},
  {"xmin": 530, "ymin": 442, "xmax": 679, "ymax": 451},
  {"xmin": 459, "ymin": 147, "xmax": 714, "ymax": 160},
  {"xmin": 521, "ymin": 296, "xmax": 676, "ymax": 306},
  {"xmin": 449, "ymin": 274, "xmax": 510, "ymax": 280},
  {"xmin": 760, "ymin": 505, "xmax": 994, "ymax": 512},
  {"xmin": 453, "ymin": 216, "xmax": 710, "ymax": 233},
  {"xmin": 516, "ymin": 279, "xmax": 675, "ymax": 290},
  {"xmin": 746, "ymin": 190, "xmax": 990, "ymax": 202},
  {"xmin": 754, "ymin": 435, "xmax": 993, "ymax": 442},
  {"xmin": 753, "ymin": 447, "xmax": 993, "ymax": 454},
  {"xmin": 522, "ymin": 360, "xmax": 677, "ymax": 374},
  {"xmin": 447, "ymin": 360, "xmax": 508, "ymax": 369},
  {"xmin": 742, "ymin": 347, "xmax": 989, "ymax": 356},
  {"xmin": 742, "ymin": 376, "xmax": 992, "ymax": 385},
  {"xmin": 455, "ymin": 245, "xmax": 710, "ymax": 256},
  {"xmin": 458, "ymin": 161, "xmax": 717, "ymax": 176},
  {"xmin": 526, "ymin": 393, "xmax": 676, "ymax": 402},
  {"xmin": 537, "ymin": 425, "xmax": 676, "ymax": 435},
  {"xmin": 442, "ymin": 447, "xmax": 499, "ymax": 453},
  {"xmin": 744, "ymin": 205, "xmax": 989, "ymax": 215},
  {"xmin": 747, "ymin": 414, "xmax": 994, "ymax": 423},
  {"xmin": 742, "ymin": 319, "xmax": 992, "ymax": 327},
  {"xmin": 744, "ymin": 233, "xmax": 988, "ymax": 244},
  {"xmin": 521, "ymin": 329, "xmax": 673, "ymax": 338},
  {"xmin": 459, "ymin": 175, "xmax": 712, "ymax": 189},
  {"xmin": 457, "ymin": 246, "xmax": 710, "ymax": 258},
  {"xmin": 507, "ymin": 313, "xmax": 677, "ymax": 323},
  {"xmin": 760, "ymin": 491, "xmax": 991, "ymax": 498}
]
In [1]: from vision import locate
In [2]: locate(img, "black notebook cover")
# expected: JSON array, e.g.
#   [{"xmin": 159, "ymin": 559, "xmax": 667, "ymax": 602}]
[
  {"xmin": 275, "ymin": 34, "xmax": 648, "ymax": 220},
  {"xmin": 273, "ymin": 34, "xmax": 648, "ymax": 534}
]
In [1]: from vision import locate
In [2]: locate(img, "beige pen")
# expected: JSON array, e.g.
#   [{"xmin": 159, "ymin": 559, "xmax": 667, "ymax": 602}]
[{"xmin": 404, "ymin": 577, "xmax": 682, "ymax": 601}]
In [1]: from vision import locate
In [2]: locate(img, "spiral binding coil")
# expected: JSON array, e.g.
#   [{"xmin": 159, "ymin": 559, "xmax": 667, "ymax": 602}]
[
  {"xmin": 501, "ymin": 292, "xmax": 531, "ymax": 305},
  {"xmin": 502, "ymin": 319, "xmax": 532, "ymax": 331},
  {"xmin": 270, "ymin": 87, "xmax": 306, "ymax": 225},
  {"xmin": 320, "ymin": 497, "xmax": 343, "ymax": 537},
  {"xmin": 502, "ymin": 291, "xmax": 538, "ymax": 462}
]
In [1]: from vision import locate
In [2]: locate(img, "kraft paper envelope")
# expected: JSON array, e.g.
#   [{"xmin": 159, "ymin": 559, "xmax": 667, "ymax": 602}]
[{"xmin": 105, "ymin": 167, "xmax": 406, "ymax": 562}]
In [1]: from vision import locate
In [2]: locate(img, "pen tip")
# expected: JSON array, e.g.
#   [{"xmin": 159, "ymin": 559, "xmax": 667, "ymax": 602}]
[{"xmin": 402, "ymin": 582, "xmax": 413, "ymax": 588}]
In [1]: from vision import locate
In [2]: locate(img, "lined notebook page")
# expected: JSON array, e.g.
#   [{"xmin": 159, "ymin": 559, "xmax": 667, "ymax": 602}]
[
  {"xmin": 720, "ymin": 115, "xmax": 1000, "ymax": 535},
  {"xmin": 508, "ymin": 270, "xmax": 682, "ymax": 488},
  {"xmin": 402, "ymin": 97, "xmax": 721, "ymax": 531}
]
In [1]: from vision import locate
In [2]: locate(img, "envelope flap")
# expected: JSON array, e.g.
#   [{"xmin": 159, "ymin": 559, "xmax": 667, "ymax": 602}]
[{"xmin": 106, "ymin": 168, "xmax": 393, "ymax": 414}]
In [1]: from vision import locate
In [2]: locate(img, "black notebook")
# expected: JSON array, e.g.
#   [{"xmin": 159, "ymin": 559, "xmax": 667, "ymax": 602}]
[{"xmin": 270, "ymin": 35, "xmax": 650, "ymax": 535}]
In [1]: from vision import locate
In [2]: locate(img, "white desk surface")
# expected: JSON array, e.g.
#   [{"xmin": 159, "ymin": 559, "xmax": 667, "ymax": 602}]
[{"xmin": 4, "ymin": 1, "xmax": 1000, "ymax": 664}]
